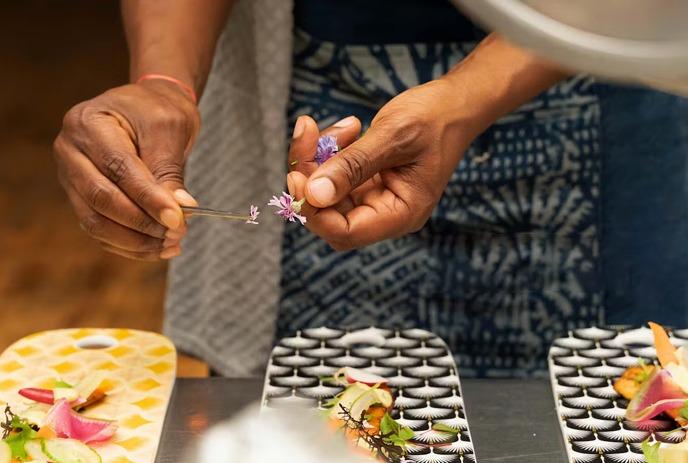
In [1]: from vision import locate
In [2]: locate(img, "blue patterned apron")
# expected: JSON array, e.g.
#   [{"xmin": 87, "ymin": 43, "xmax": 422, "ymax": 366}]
[{"xmin": 278, "ymin": 29, "xmax": 688, "ymax": 378}]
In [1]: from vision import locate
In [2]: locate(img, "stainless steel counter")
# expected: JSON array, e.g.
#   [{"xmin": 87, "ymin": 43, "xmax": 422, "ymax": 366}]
[{"xmin": 155, "ymin": 378, "xmax": 567, "ymax": 463}]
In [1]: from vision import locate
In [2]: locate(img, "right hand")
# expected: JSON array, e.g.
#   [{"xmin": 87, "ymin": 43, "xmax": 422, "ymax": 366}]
[{"xmin": 53, "ymin": 79, "xmax": 200, "ymax": 261}]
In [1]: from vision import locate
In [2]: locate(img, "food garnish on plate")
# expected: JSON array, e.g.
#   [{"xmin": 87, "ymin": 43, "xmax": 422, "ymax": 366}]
[
  {"xmin": 0, "ymin": 372, "xmax": 116, "ymax": 463},
  {"xmin": 616, "ymin": 322, "xmax": 688, "ymax": 463},
  {"xmin": 323, "ymin": 367, "xmax": 459, "ymax": 462}
]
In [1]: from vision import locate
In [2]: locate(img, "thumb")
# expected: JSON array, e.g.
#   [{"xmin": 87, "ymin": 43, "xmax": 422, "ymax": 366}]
[{"xmin": 305, "ymin": 125, "xmax": 396, "ymax": 208}]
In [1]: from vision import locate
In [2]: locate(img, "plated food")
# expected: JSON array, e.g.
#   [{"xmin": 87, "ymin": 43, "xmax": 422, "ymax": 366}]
[
  {"xmin": 263, "ymin": 327, "xmax": 475, "ymax": 463},
  {"xmin": 615, "ymin": 323, "xmax": 688, "ymax": 463},
  {"xmin": 0, "ymin": 329, "xmax": 177, "ymax": 463},
  {"xmin": 1, "ymin": 374, "xmax": 114, "ymax": 463},
  {"xmin": 325, "ymin": 367, "xmax": 460, "ymax": 462}
]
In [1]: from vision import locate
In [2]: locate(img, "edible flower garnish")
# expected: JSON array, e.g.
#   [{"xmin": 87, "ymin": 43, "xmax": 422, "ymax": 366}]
[
  {"xmin": 246, "ymin": 205, "xmax": 260, "ymax": 225},
  {"xmin": 315, "ymin": 135, "xmax": 339, "ymax": 165},
  {"xmin": 268, "ymin": 192, "xmax": 307, "ymax": 225}
]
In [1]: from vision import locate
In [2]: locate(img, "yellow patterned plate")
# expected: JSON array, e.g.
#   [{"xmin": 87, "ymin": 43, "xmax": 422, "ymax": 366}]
[{"xmin": 0, "ymin": 328, "xmax": 176, "ymax": 463}]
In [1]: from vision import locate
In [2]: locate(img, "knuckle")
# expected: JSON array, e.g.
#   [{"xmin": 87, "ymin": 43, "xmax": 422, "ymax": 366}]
[
  {"xmin": 86, "ymin": 181, "xmax": 114, "ymax": 211},
  {"xmin": 386, "ymin": 117, "xmax": 424, "ymax": 157},
  {"xmin": 151, "ymin": 105, "xmax": 186, "ymax": 129},
  {"xmin": 338, "ymin": 148, "xmax": 368, "ymax": 186},
  {"xmin": 149, "ymin": 161, "xmax": 184, "ymax": 184},
  {"xmin": 62, "ymin": 103, "xmax": 85, "ymax": 128},
  {"xmin": 133, "ymin": 183, "xmax": 156, "ymax": 206},
  {"xmin": 103, "ymin": 154, "xmax": 128, "ymax": 183}
]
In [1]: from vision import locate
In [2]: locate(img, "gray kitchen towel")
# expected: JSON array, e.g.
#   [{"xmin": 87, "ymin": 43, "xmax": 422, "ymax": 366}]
[{"xmin": 164, "ymin": 0, "xmax": 294, "ymax": 377}]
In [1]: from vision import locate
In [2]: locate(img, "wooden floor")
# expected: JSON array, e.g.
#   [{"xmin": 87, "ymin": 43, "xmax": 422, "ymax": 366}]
[{"xmin": 0, "ymin": 1, "xmax": 206, "ymax": 376}]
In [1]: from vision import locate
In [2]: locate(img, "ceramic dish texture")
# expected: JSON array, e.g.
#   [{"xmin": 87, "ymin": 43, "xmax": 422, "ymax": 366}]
[{"xmin": 262, "ymin": 326, "xmax": 476, "ymax": 463}]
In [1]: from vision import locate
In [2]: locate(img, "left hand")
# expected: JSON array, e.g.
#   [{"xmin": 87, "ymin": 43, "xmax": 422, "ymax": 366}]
[{"xmin": 287, "ymin": 79, "xmax": 475, "ymax": 251}]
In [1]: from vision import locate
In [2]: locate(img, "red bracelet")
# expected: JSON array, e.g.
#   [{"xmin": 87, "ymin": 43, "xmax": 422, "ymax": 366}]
[{"xmin": 136, "ymin": 73, "xmax": 198, "ymax": 104}]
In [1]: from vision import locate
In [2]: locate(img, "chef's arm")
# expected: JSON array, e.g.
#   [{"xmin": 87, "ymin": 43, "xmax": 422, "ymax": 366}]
[
  {"xmin": 53, "ymin": 0, "xmax": 235, "ymax": 262},
  {"xmin": 121, "ymin": 0, "xmax": 234, "ymax": 95}
]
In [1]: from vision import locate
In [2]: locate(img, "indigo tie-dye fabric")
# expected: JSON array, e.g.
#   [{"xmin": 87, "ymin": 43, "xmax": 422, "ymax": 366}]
[{"xmin": 277, "ymin": 29, "xmax": 688, "ymax": 378}]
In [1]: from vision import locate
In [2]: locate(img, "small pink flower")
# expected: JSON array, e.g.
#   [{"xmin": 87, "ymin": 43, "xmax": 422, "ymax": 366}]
[
  {"xmin": 246, "ymin": 205, "xmax": 260, "ymax": 224},
  {"xmin": 268, "ymin": 192, "xmax": 307, "ymax": 225}
]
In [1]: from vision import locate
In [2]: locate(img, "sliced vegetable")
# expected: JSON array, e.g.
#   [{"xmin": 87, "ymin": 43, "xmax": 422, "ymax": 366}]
[
  {"xmin": 650, "ymin": 322, "xmax": 679, "ymax": 368},
  {"xmin": 0, "ymin": 441, "xmax": 10, "ymax": 463},
  {"xmin": 44, "ymin": 400, "xmax": 116, "ymax": 444},
  {"xmin": 330, "ymin": 382, "xmax": 393, "ymax": 423},
  {"xmin": 334, "ymin": 367, "xmax": 389, "ymax": 386},
  {"xmin": 24, "ymin": 439, "xmax": 50, "ymax": 462},
  {"xmin": 42, "ymin": 438, "xmax": 102, "ymax": 463},
  {"xmin": 18, "ymin": 388, "xmax": 55, "ymax": 406},
  {"xmin": 627, "ymin": 370, "xmax": 688, "ymax": 422},
  {"xmin": 54, "ymin": 388, "xmax": 80, "ymax": 403},
  {"xmin": 73, "ymin": 390, "xmax": 105, "ymax": 413},
  {"xmin": 73, "ymin": 373, "xmax": 106, "ymax": 406}
]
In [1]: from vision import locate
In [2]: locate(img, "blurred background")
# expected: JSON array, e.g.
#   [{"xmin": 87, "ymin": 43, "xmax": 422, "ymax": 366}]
[{"xmin": 0, "ymin": 0, "xmax": 176, "ymax": 369}]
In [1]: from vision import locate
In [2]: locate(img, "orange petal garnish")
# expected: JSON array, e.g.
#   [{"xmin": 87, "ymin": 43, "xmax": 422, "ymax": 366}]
[{"xmin": 649, "ymin": 321, "xmax": 679, "ymax": 368}]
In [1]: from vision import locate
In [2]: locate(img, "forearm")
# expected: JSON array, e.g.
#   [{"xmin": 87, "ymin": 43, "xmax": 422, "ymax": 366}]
[
  {"xmin": 442, "ymin": 33, "xmax": 569, "ymax": 138},
  {"xmin": 121, "ymin": 0, "xmax": 233, "ymax": 96}
]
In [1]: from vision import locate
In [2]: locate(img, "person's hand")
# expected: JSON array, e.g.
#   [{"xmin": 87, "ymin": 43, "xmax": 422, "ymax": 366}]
[
  {"xmin": 53, "ymin": 79, "xmax": 200, "ymax": 260},
  {"xmin": 286, "ymin": 79, "xmax": 475, "ymax": 251}
]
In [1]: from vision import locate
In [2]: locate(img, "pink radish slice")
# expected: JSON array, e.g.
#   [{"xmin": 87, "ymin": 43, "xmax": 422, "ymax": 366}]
[
  {"xmin": 626, "ymin": 369, "xmax": 688, "ymax": 422},
  {"xmin": 44, "ymin": 399, "xmax": 117, "ymax": 444},
  {"xmin": 336, "ymin": 367, "xmax": 388, "ymax": 386}
]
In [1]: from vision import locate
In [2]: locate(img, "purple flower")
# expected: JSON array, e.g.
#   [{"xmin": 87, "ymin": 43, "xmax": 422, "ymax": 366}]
[
  {"xmin": 268, "ymin": 192, "xmax": 307, "ymax": 225},
  {"xmin": 246, "ymin": 205, "xmax": 260, "ymax": 225},
  {"xmin": 315, "ymin": 135, "xmax": 339, "ymax": 165}
]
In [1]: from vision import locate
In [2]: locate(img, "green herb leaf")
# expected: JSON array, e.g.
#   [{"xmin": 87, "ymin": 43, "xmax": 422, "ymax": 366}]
[
  {"xmin": 642, "ymin": 438, "xmax": 661, "ymax": 463},
  {"xmin": 3, "ymin": 412, "xmax": 37, "ymax": 461},
  {"xmin": 54, "ymin": 379, "xmax": 73, "ymax": 388},
  {"xmin": 680, "ymin": 400, "xmax": 688, "ymax": 420},
  {"xmin": 398, "ymin": 426, "xmax": 415, "ymax": 440},
  {"xmin": 432, "ymin": 423, "xmax": 460, "ymax": 435},
  {"xmin": 380, "ymin": 413, "xmax": 398, "ymax": 436}
]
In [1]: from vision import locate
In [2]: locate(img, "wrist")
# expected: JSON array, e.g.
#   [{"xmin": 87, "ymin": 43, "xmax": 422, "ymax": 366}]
[
  {"xmin": 137, "ymin": 73, "xmax": 198, "ymax": 104},
  {"xmin": 439, "ymin": 34, "xmax": 568, "ymax": 138}
]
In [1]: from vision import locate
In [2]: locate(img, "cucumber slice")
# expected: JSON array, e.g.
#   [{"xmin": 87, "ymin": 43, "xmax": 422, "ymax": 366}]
[
  {"xmin": 25, "ymin": 439, "xmax": 50, "ymax": 462},
  {"xmin": 0, "ymin": 441, "xmax": 11, "ymax": 463},
  {"xmin": 42, "ymin": 438, "xmax": 102, "ymax": 463}
]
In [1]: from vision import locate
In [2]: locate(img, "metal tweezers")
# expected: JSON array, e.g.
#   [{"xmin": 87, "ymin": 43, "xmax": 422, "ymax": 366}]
[{"xmin": 181, "ymin": 206, "xmax": 250, "ymax": 221}]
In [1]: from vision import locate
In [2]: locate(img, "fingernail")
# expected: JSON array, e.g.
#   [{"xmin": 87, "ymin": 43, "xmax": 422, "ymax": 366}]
[
  {"xmin": 161, "ymin": 208, "xmax": 182, "ymax": 230},
  {"xmin": 160, "ymin": 245, "xmax": 181, "ymax": 260},
  {"xmin": 308, "ymin": 177, "xmax": 336, "ymax": 205},
  {"xmin": 287, "ymin": 172, "xmax": 296, "ymax": 194},
  {"xmin": 334, "ymin": 116, "xmax": 356, "ymax": 128},
  {"xmin": 163, "ymin": 237, "xmax": 180, "ymax": 248},
  {"xmin": 173, "ymin": 189, "xmax": 198, "ymax": 207},
  {"xmin": 293, "ymin": 116, "xmax": 306, "ymax": 139}
]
